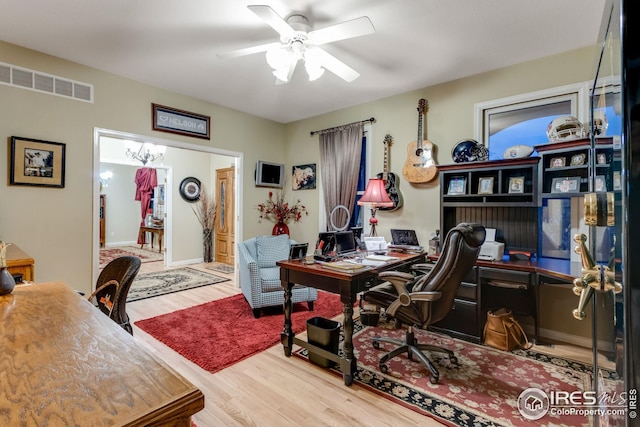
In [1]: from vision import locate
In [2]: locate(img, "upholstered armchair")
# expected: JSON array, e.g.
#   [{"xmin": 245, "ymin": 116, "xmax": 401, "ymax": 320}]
[
  {"xmin": 363, "ymin": 223, "xmax": 486, "ymax": 384},
  {"xmin": 238, "ymin": 234, "xmax": 318, "ymax": 318}
]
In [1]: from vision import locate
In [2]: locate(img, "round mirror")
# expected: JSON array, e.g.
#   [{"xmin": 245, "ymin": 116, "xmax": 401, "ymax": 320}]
[{"xmin": 329, "ymin": 205, "xmax": 350, "ymax": 231}]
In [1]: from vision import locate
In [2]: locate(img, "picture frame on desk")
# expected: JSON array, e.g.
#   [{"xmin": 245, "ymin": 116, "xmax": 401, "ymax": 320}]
[
  {"xmin": 447, "ymin": 177, "xmax": 466, "ymax": 195},
  {"xmin": 9, "ymin": 136, "xmax": 66, "ymax": 188},
  {"xmin": 570, "ymin": 153, "xmax": 586, "ymax": 166},
  {"xmin": 595, "ymin": 175, "xmax": 607, "ymax": 192},
  {"xmin": 550, "ymin": 157, "xmax": 566, "ymax": 168},
  {"xmin": 478, "ymin": 177, "xmax": 494, "ymax": 194},
  {"xmin": 508, "ymin": 176, "xmax": 524, "ymax": 194},
  {"xmin": 551, "ymin": 176, "xmax": 580, "ymax": 193},
  {"xmin": 613, "ymin": 171, "xmax": 622, "ymax": 190}
]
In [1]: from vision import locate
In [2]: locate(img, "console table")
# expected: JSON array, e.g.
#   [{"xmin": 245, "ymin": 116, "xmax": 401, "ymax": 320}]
[
  {"xmin": 6, "ymin": 243, "xmax": 34, "ymax": 282},
  {"xmin": 278, "ymin": 252, "xmax": 425, "ymax": 386},
  {"xmin": 138, "ymin": 225, "xmax": 164, "ymax": 253},
  {"xmin": 0, "ymin": 281, "xmax": 204, "ymax": 426}
]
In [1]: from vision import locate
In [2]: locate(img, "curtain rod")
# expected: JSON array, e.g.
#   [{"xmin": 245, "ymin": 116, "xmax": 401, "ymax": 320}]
[{"xmin": 309, "ymin": 117, "xmax": 375, "ymax": 136}]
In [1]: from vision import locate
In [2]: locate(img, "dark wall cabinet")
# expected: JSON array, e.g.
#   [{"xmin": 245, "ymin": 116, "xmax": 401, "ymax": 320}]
[{"xmin": 438, "ymin": 157, "xmax": 540, "ymax": 255}]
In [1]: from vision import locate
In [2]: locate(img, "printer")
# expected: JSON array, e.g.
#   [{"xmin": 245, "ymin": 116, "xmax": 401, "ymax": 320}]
[{"xmin": 478, "ymin": 228, "xmax": 505, "ymax": 261}]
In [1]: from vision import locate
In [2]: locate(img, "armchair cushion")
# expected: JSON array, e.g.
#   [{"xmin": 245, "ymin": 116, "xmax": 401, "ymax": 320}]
[{"xmin": 256, "ymin": 234, "xmax": 290, "ymax": 268}]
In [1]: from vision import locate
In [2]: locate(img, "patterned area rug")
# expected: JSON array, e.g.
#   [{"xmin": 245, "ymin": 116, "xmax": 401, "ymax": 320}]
[
  {"xmin": 127, "ymin": 267, "xmax": 229, "ymax": 302},
  {"xmin": 205, "ymin": 262, "xmax": 234, "ymax": 274},
  {"xmin": 100, "ymin": 245, "xmax": 163, "ymax": 268},
  {"xmin": 296, "ymin": 320, "xmax": 621, "ymax": 427}
]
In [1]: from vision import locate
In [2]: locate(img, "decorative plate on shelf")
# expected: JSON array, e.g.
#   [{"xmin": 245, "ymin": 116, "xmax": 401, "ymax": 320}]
[{"xmin": 179, "ymin": 177, "xmax": 201, "ymax": 202}]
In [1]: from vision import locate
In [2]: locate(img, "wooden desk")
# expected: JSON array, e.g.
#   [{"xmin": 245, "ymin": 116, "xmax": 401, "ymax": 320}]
[
  {"xmin": 6, "ymin": 243, "xmax": 34, "ymax": 282},
  {"xmin": 0, "ymin": 281, "xmax": 204, "ymax": 426},
  {"xmin": 278, "ymin": 252, "xmax": 425, "ymax": 386},
  {"xmin": 138, "ymin": 226, "xmax": 164, "ymax": 253}
]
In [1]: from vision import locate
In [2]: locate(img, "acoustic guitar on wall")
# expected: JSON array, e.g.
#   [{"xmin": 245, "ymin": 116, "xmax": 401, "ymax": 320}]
[
  {"xmin": 402, "ymin": 98, "xmax": 438, "ymax": 184},
  {"xmin": 376, "ymin": 134, "xmax": 403, "ymax": 211}
]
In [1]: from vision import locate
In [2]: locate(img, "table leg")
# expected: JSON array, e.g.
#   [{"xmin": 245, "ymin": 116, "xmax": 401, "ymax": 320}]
[
  {"xmin": 280, "ymin": 282, "xmax": 294, "ymax": 357},
  {"xmin": 340, "ymin": 302, "xmax": 357, "ymax": 386}
]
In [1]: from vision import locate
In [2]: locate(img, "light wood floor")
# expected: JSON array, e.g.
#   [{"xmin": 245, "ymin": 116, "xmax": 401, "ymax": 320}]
[{"xmin": 127, "ymin": 259, "xmax": 603, "ymax": 427}]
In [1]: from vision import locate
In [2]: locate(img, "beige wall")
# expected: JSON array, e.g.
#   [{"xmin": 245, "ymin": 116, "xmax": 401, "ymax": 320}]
[
  {"xmin": 0, "ymin": 41, "xmax": 285, "ymax": 294},
  {"xmin": 284, "ymin": 46, "xmax": 599, "ymax": 248},
  {"xmin": 1, "ymin": 39, "xmax": 598, "ymax": 298}
]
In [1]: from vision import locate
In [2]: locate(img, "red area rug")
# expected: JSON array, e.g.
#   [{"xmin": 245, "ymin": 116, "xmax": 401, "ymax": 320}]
[
  {"xmin": 296, "ymin": 320, "xmax": 622, "ymax": 427},
  {"xmin": 135, "ymin": 292, "xmax": 342, "ymax": 374}
]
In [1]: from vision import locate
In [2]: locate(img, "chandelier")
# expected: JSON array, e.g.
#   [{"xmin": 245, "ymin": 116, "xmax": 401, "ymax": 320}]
[{"xmin": 124, "ymin": 141, "xmax": 166, "ymax": 165}]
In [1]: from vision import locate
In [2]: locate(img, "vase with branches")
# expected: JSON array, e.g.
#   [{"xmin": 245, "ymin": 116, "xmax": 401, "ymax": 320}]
[
  {"xmin": 257, "ymin": 185, "xmax": 307, "ymax": 236},
  {"xmin": 192, "ymin": 185, "xmax": 216, "ymax": 263}
]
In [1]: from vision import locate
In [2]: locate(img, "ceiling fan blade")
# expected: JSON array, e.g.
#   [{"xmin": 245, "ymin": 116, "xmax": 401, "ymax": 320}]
[
  {"xmin": 248, "ymin": 5, "xmax": 294, "ymax": 39},
  {"xmin": 217, "ymin": 42, "xmax": 281, "ymax": 59},
  {"xmin": 313, "ymin": 48, "xmax": 360, "ymax": 82},
  {"xmin": 308, "ymin": 16, "xmax": 375, "ymax": 45}
]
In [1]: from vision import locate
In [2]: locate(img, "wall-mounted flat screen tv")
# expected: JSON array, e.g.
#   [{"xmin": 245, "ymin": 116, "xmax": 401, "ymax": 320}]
[{"xmin": 255, "ymin": 160, "xmax": 285, "ymax": 188}]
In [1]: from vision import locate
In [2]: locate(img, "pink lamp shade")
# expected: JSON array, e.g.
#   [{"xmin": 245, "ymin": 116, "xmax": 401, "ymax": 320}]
[{"xmin": 357, "ymin": 178, "xmax": 393, "ymax": 208}]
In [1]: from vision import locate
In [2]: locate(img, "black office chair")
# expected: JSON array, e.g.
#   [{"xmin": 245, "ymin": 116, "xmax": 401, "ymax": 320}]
[
  {"xmin": 88, "ymin": 256, "xmax": 141, "ymax": 335},
  {"xmin": 363, "ymin": 223, "xmax": 485, "ymax": 384}
]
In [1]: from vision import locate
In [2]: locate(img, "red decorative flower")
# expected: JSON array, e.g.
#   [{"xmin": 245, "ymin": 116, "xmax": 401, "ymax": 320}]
[{"xmin": 257, "ymin": 189, "xmax": 308, "ymax": 224}]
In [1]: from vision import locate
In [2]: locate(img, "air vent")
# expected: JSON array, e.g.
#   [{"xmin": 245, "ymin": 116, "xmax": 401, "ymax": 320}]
[{"xmin": 0, "ymin": 61, "xmax": 93, "ymax": 103}]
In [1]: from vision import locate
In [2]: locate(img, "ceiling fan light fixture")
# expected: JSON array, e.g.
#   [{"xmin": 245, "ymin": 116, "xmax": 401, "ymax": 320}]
[
  {"xmin": 304, "ymin": 47, "xmax": 325, "ymax": 81},
  {"xmin": 266, "ymin": 45, "xmax": 291, "ymax": 70}
]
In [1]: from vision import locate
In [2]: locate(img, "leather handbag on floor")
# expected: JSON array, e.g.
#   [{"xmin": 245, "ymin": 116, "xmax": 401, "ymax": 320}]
[{"xmin": 483, "ymin": 308, "xmax": 532, "ymax": 351}]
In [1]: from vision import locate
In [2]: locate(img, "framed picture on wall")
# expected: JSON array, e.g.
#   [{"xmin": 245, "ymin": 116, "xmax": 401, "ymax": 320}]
[
  {"xmin": 292, "ymin": 163, "xmax": 316, "ymax": 190},
  {"xmin": 9, "ymin": 136, "xmax": 66, "ymax": 188}
]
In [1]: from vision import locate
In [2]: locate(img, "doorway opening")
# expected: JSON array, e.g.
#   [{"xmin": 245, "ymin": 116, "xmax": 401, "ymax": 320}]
[{"xmin": 93, "ymin": 127, "xmax": 244, "ymax": 286}]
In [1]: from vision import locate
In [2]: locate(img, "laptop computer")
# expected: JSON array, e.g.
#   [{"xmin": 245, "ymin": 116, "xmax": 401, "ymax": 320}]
[
  {"xmin": 335, "ymin": 231, "xmax": 358, "ymax": 258},
  {"xmin": 390, "ymin": 229, "xmax": 420, "ymax": 246},
  {"xmin": 289, "ymin": 243, "xmax": 308, "ymax": 260}
]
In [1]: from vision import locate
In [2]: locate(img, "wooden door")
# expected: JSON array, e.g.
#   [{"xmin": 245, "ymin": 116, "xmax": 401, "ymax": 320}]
[{"xmin": 214, "ymin": 167, "xmax": 235, "ymax": 265}]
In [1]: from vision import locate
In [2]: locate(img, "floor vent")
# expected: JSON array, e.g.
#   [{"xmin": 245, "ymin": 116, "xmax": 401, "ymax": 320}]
[{"xmin": 0, "ymin": 61, "xmax": 93, "ymax": 102}]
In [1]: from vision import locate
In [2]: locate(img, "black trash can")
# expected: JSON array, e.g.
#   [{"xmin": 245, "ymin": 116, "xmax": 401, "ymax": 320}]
[{"xmin": 306, "ymin": 316, "xmax": 341, "ymax": 368}]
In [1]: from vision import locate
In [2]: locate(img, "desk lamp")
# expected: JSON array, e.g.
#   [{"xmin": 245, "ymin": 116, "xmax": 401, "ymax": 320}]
[{"xmin": 357, "ymin": 178, "xmax": 393, "ymax": 237}]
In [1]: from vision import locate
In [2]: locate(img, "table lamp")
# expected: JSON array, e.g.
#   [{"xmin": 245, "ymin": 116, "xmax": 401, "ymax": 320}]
[{"xmin": 357, "ymin": 178, "xmax": 393, "ymax": 236}]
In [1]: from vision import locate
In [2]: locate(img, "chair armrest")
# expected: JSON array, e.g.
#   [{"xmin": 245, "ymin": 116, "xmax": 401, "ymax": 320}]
[
  {"xmin": 378, "ymin": 271, "xmax": 414, "ymax": 281},
  {"xmin": 385, "ymin": 290, "xmax": 442, "ymax": 317},
  {"xmin": 410, "ymin": 291, "xmax": 442, "ymax": 302}
]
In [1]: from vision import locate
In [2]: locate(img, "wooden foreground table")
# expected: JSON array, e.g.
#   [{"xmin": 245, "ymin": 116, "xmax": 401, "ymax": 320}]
[{"xmin": 0, "ymin": 281, "xmax": 204, "ymax": 426}]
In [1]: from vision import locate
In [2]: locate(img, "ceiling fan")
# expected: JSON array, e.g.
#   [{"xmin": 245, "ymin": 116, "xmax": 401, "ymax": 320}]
[{"xmin": 218, "ymin": 5, "xmax": 375, "ymax": 84}]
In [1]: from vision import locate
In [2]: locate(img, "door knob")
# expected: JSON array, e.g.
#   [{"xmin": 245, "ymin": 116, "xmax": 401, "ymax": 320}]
[{"xmin": 571, "ymin": 233, "xmax": 621, "ymax": 320}]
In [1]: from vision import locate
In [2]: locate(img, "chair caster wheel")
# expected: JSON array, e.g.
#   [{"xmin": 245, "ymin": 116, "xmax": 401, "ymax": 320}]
[
  {"xmin": 373, "ymin": 340, "xmax": 380, "ymax": 350},
  {"xmin": 380, "ymin": 363, "xmax": 388, "ymax": 374},
  {"xmin": 450, "ymin": 356, "xmax": 458, "ymax": 366},
  {"xmin": 429, "ymin": 376, "xmax": 439, "ymax": 385}
]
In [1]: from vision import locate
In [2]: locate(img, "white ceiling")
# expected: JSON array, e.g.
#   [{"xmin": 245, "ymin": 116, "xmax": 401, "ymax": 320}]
[{"xmin": 0, "ymin": 0, "xmax": 606, "ymax": 124}]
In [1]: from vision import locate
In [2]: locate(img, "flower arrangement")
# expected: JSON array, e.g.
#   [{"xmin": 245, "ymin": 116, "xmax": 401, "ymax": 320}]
[{"xmin": 257, "ymin": 189, "xmax": 307, "ymax": 224}]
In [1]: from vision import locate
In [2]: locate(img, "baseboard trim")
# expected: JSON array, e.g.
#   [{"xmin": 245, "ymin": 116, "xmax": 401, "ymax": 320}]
[{"xmin": 535, "ymin": 327, "xmax": 614, "ymax": 351}]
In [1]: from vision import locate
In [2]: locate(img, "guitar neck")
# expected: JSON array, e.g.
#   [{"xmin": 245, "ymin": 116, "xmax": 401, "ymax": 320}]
[
  {"xmin": 416, "ymin": 110, "xmax": 424, "ymax": 150},
  {"xmin": 383, "ymin": 143, "xmax": 389, "ymax": 179}
]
